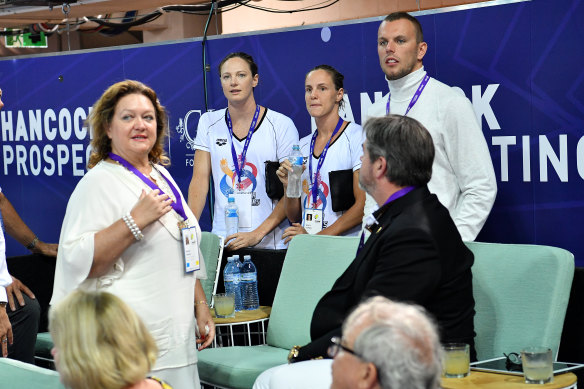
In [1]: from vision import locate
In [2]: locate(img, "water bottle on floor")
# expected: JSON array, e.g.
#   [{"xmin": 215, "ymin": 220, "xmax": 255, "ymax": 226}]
[
  {"xmin": 240, "ymin": 255, "xmax": 259, "ymax": 310},
  {"xmin": 225, "ymin": 195, "xmax": 239, "ymax": 237},
  {"xmin": 223, "ymin": 257, "xmax": 243, "ymax": 312},
  {"xmin": 286, "ymin": 144, "xmax": 303, "ymax": 198}
]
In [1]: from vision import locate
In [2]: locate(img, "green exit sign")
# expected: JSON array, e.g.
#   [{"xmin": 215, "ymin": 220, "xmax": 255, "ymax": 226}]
[{"xmin": 5, "ymin": 29, "xmax": 47, "ymax": 48}]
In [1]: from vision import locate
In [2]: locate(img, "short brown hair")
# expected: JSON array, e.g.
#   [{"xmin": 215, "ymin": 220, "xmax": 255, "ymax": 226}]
[
  {"xmin": 218, "ymin": 52, "xmax": 258, "ymax": 77},
  {"xmin": 87, "ymin": 80, "xmax": 169, "ymax": 169},
  {"xmin": 384, "ymin": 12, "xmax": 424, "ymax": 43}
]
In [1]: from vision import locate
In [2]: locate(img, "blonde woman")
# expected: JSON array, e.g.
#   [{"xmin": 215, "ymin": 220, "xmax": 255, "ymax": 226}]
[{"xmin": 49, "ymin": 290, "xmax": 172, "ymax": 389}]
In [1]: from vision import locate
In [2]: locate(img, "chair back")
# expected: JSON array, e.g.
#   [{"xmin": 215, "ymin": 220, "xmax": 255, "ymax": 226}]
[
  {"xmin": 0, "ymin": 358, "xmax": 65, "ymax": 389},
  {"xmin": 266, "ymin": 234, "xmax": 359, "ymax": 349},
  {"xmin": 199, "ymin": 231, "xmax": 224, "ymax": 307},
  {"xmin": 468, "ymin": 241, "xmax": 574, "ymax": 360}
]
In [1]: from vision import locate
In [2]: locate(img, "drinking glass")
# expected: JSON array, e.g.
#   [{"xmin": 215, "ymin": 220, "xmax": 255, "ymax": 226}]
[
  {"xmin": 214, "ymin": 293, "xmax": 235, "ymax": 318},
  {"xmin": 443, "ymin": 343, "xmax": 470, "ymax": 378},
  {"xmin": 521, "ymin": 347, "xmax": 553, "ymax": 384}
]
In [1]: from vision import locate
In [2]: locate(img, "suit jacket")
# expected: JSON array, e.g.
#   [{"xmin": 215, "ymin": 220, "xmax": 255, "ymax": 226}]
[{"xmin": 296, "ymin": 186, "xmax": 476, "ymax": 361}]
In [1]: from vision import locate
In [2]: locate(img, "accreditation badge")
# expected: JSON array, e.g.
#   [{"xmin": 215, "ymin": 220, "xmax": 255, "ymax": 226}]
[
  {"xmin": 233, "ymin": 190, "xmax": 252, "ymax": 228},
  {"xmin": 181, "ymin": 226, "xmax": 200, "ymax": 273},
  {"xmin": 304, "ymin": 208, "xmax": 323, "ymax": 234}
]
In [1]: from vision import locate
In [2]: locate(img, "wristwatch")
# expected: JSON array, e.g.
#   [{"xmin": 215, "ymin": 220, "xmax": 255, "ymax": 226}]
[
  {"xmin": 26, "ymin": 236, "xmax": 39, "ymax": 250},
  {"xmin": 287, "ymin": 345, "xmax": 301, "ymax": 364}
]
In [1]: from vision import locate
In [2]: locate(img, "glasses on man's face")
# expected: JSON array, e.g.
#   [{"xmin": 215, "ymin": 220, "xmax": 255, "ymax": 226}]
[
  {"xmin": 329, "ymin": 337, "xmax": 384, "ymax": 386},
  {"xmin": 328, "ymin": 336, "xmax": 363, "ymax": 359}
]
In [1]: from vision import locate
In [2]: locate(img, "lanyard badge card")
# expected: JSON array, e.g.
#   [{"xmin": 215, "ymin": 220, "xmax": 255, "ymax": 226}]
[
  {"xmin": 304, "ymin": 208, "xmax": 324, "ymax": 234},
  {"xmin": 181, "ymin": 226, "xmax": 200, "ymax": 273}
]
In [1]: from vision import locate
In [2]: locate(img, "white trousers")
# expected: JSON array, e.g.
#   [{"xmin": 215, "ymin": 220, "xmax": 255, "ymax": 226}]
[
  {"xmin": 253, "ymin": 359, "xmax": 333, "ymax": 389},
  {"xmin": 152, "ymin": 363, "xmax": 201, "ymax": 389}
]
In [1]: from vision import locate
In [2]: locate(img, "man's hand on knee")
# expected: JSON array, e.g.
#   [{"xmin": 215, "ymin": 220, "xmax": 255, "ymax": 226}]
[{"xmin": 6, "ymin": 276, "xmax": 35, "ymax": 312}]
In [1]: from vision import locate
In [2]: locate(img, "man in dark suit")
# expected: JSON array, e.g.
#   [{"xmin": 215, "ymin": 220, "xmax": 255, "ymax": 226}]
[{"xmin": 253, "ymin": 114, "xmax": 475, "ymax": 389}]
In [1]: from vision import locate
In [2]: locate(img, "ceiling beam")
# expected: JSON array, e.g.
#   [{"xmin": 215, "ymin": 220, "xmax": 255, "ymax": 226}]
[{"xmin": 0, "ymin": 0, "xmax": 209, "ymax": 27}]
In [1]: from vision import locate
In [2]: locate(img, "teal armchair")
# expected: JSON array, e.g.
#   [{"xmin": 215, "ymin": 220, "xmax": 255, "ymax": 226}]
[
  {"xmin": 0, "ymin": 357, "xmax": 65, "ymax": 388},
  {"xmin": 198, "ymin": 234, "xmax": 359, "ymax": 389},
  {"xmin": 468, "ymin": 242, "xmax": 574, "ymax": 361}
]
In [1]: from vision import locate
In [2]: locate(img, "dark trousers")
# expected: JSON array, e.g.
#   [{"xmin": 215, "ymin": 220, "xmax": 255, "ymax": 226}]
[{"xmin": 7, "ymin": 294, "xmax": 40, "ymax": 364}]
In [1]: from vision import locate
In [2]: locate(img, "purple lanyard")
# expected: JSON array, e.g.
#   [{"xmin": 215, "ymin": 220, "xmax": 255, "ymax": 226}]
[
  {"xmin": 226, "ymin": 105, "xmax": 260, "ymax": 188},
  {"xmin": 385, "ymin": 74, "xmax": 430, "ymax": 116},
  {"xmin": 109, "ymin": 153, "xmax": 188, "ymax": 221},
  {"xmin": 308, "ymin": 117, "xmax": 344, "ymax": 206},
  {"xmin": 357, "ymin": 186, "xmax": 416, "ymax": 254}
]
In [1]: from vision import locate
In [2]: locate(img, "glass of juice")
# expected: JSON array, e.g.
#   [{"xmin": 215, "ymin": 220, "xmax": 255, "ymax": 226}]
[
  {"xmin": 443, "ymin": 343, "xmax": 470, "ymax": 378},
  {"xmin": 521, "ymin": 347, "xmax": 553, "ymax": 384},
  {"xmin": 214, "ymin": 293, "xmax": 235, "ymax": 318}
]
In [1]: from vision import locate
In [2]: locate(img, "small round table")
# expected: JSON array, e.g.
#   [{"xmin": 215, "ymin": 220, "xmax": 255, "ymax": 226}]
[
  {"xmin": 442, "ymin": 371, "xmax": 577, "ymax": 388},
  {"xmin": 212, "ymin": 306, "xmax": 271, "ymax": 348}
]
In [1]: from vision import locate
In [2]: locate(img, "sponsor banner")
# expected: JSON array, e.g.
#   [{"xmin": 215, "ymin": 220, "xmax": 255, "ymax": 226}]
[{"xmin": 1, "ymin": 0, "xmax": 584, "ymax": 265}]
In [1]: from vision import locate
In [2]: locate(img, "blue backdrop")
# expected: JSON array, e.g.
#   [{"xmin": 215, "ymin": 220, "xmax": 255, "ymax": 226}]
[{"xmin": 1, "ymin": 0, "xmax": 584, "ymax": 264}]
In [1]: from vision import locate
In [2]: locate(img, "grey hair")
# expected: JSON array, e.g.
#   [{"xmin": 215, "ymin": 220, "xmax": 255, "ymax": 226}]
[
  {"xmin": 345, "ymin": 296, "xmax": 443, "ymax": 389},
  {"xmin": 364, "ymin": 115, "xmax": 434, "ymax": 187}
]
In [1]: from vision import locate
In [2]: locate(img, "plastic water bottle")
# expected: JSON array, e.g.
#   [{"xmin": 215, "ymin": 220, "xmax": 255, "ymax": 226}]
[
  {"xmin": 240, "ymin": 255, "xmax": 259, "ymax": 310},
  {"xmin": 223, "ymin": 257, "xmax": 243, "ymax": 311},
  {"xmin": 232, "ymin": 255, "xmax": 244, "ymax": 312},
  {"xmin": 286, "ymin": 144, "xmax": 303, "ymax": 198},
  {"xmin": 225, "ymin": 195, "xmax": 239, "ymax": 237},
  {"xmin": 233, "ymin": 254, "xmax": 242, "ymax": 273}
]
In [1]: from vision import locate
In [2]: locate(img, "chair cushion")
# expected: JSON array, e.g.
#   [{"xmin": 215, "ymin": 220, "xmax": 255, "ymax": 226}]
[
  {"xmin": 468, "ymin": 242, "xmax": 574, "ymax": 360},
  {"xmin": 198, "ymin": 345, "xmax": 288, "ymax": 389},
  {"xmin": 35, "ymin": 332, "xmax": 54, "ymax": 359},
  {"xmin": 0, "ymin": 357, "xmax": 64, "ymax": 388},
  {"xmin": 199, "ymin": 232, "xmax": 222, "ymax": 302},
  {"xmin": 266, "ymin": 235, "xmax": 359, "ymax": 349}
]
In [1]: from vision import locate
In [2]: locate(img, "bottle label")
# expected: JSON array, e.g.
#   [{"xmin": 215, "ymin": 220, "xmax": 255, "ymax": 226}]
[
  {"xmin": 290, "ymin": 156, "xmax": 303, "ymax": 165},
  {"xmin": 226, "ymin": 211, "xmax": 238, "ymax": 217},
  {"xmin": 241, "ymin": 272, "xmax": 257, "ymax": 282},
  {"xmin": 225, "ymin": 274, "xmax": 236, "ymax": 282}
]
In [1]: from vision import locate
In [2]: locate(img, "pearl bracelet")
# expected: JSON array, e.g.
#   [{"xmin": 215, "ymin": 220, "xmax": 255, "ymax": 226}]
[{"xmin": 122, "ymin": 213, "xmax": 144, "ymax": 241}]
